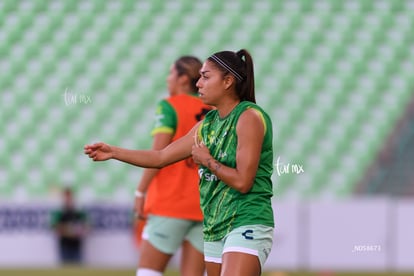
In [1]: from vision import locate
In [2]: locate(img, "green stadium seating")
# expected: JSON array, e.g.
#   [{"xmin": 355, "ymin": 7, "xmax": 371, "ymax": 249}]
[{"xmin": 1, "ymin": 0, "xmax": 413, "ymax": 202}]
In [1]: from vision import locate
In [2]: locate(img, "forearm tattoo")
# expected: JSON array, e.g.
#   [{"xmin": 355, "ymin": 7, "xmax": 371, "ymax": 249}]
[{"xmin": 207, "ymin": 158, "xmax": 221, "ymax": 173}]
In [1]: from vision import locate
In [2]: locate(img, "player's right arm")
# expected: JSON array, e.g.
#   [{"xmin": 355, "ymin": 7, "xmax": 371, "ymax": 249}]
[{"xmin": 84, "ymin": 122, "xmax": 202, "ymax": 168}]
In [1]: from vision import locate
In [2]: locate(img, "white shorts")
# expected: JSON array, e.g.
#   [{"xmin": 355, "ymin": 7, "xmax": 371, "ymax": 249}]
[
  {"xmin": 204, "ymin": 224, "xmax": 274, "ymax": 268},
  {"xmin": 142, "ymin": 215, "xmax": 203, "ymax": 254}
]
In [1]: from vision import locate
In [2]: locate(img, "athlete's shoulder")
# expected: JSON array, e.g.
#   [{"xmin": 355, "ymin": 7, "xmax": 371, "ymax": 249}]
[
  {"xmin": 156, "ymin": 98, "xmax": 174, "ymax": 112},
  {"xmin": 167, "ymin": 93, "xmax": 197, "ymax": 102},
  {"xmin": 244, "ymin": 102, "xmax": 271, "ymax": 119},
  {"xmin": 239, "ymin": 102, "xmax": 272, "ymax": 134},
  {"xmin": 238, "ymin": 101, "xmax": 264, "ymax": 112},
  {"xmin": 166, "ymin": 94, "xmax": 205, "ymax": 109}
]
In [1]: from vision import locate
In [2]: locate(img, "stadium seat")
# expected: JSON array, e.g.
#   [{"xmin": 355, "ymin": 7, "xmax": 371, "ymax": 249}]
[{"xmin": 2, "ymin": 0, "xmax": 414, "ymax": 201}]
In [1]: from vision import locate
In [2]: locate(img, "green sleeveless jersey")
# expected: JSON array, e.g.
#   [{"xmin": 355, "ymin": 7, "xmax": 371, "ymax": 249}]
[{"xmin": 198, "ymin": 101, "xmax": 274, "ymax": 241}]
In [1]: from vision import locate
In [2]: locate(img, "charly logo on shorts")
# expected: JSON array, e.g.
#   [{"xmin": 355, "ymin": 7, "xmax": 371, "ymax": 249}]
[
  {"xmin": 154, "ymin": 232, "xmax": 168, "ymax": 239},
  {"xmin": 242, "ymin": 229, "xmax": 254, "ymax": 240}
]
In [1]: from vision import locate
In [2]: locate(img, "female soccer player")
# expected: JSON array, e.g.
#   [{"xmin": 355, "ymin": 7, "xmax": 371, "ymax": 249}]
[
  {"xmin": 85, "ymin": 49, "xmax": 274, "ymax": 276},
  {"xmin": 135, "ymin": 56, "xmax": 210, "ymax": 276}
]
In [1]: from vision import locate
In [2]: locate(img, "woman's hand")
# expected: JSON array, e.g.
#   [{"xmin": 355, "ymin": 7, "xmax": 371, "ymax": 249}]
[
  {"xmin": 191, "ymin": 137, "xmax": 212, "ymax": 167},
  {"xmin": 84, "ymin": 142, "xmax": 113, "ymax": 161},
  {"xmin": 134, "ymin": 195, "xmax": 146, "ymax": 220}
]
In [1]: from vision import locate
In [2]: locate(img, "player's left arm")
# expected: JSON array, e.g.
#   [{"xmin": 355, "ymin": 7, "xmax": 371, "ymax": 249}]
[{"xmin": 193, "ymin": 108, "xmax": 264, "ymax": 193}]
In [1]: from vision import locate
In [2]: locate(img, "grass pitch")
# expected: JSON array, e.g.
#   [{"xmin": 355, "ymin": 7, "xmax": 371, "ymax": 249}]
[{"xmin": 0, "ymin": 268, "xmax": 413, "ymax": 276}]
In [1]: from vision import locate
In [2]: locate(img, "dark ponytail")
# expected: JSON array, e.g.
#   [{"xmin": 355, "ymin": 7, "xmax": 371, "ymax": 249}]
[
  {"xmin": 236, "ymin": 49, "xmax": 255, "ymax": 103},
  {"xmin": 207, "ymin": 49, "xmax": 256, "ymax": 103}
]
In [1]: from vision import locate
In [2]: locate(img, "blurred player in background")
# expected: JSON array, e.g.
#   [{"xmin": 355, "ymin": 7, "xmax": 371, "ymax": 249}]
[
  {"xmin": 51, "ymin": 187, "xmax": 89, "ymax": 265},
  {"xmin": 84, "ymin": 49, "xmax": 274, "ymax": 276},
  {"xmin": 133, "ymin": 56, "xmax": 211, "ymax": 276}
]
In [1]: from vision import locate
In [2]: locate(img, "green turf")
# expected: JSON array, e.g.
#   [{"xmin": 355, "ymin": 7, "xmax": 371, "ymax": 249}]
[{"xmin": 0, "ymin": 268, "xmax": 413, "ymax": 276}]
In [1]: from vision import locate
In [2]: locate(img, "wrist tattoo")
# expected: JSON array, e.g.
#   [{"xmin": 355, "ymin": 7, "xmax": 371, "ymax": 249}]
[
  {"xmin": 213, "ymin": 161, "xmax": 221, "ymax": 173},
  {"xmin": 206, "ymin": 158, "xmax": 213, "ymax": 170},
  {"xmin": 207, "ymin": 158, "xmax": 221, "ymax": 173}
]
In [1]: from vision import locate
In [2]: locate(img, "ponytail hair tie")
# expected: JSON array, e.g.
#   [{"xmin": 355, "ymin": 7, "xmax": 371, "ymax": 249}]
[{"xmin": 236, "ymin": 49, "xmax": 245, "ymax": 61}]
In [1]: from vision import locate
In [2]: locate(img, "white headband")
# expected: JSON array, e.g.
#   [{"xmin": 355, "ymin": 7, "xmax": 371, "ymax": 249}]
[{"xmin": 210, "ymin": 54, "xmax": 244, "ymax": 81}]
